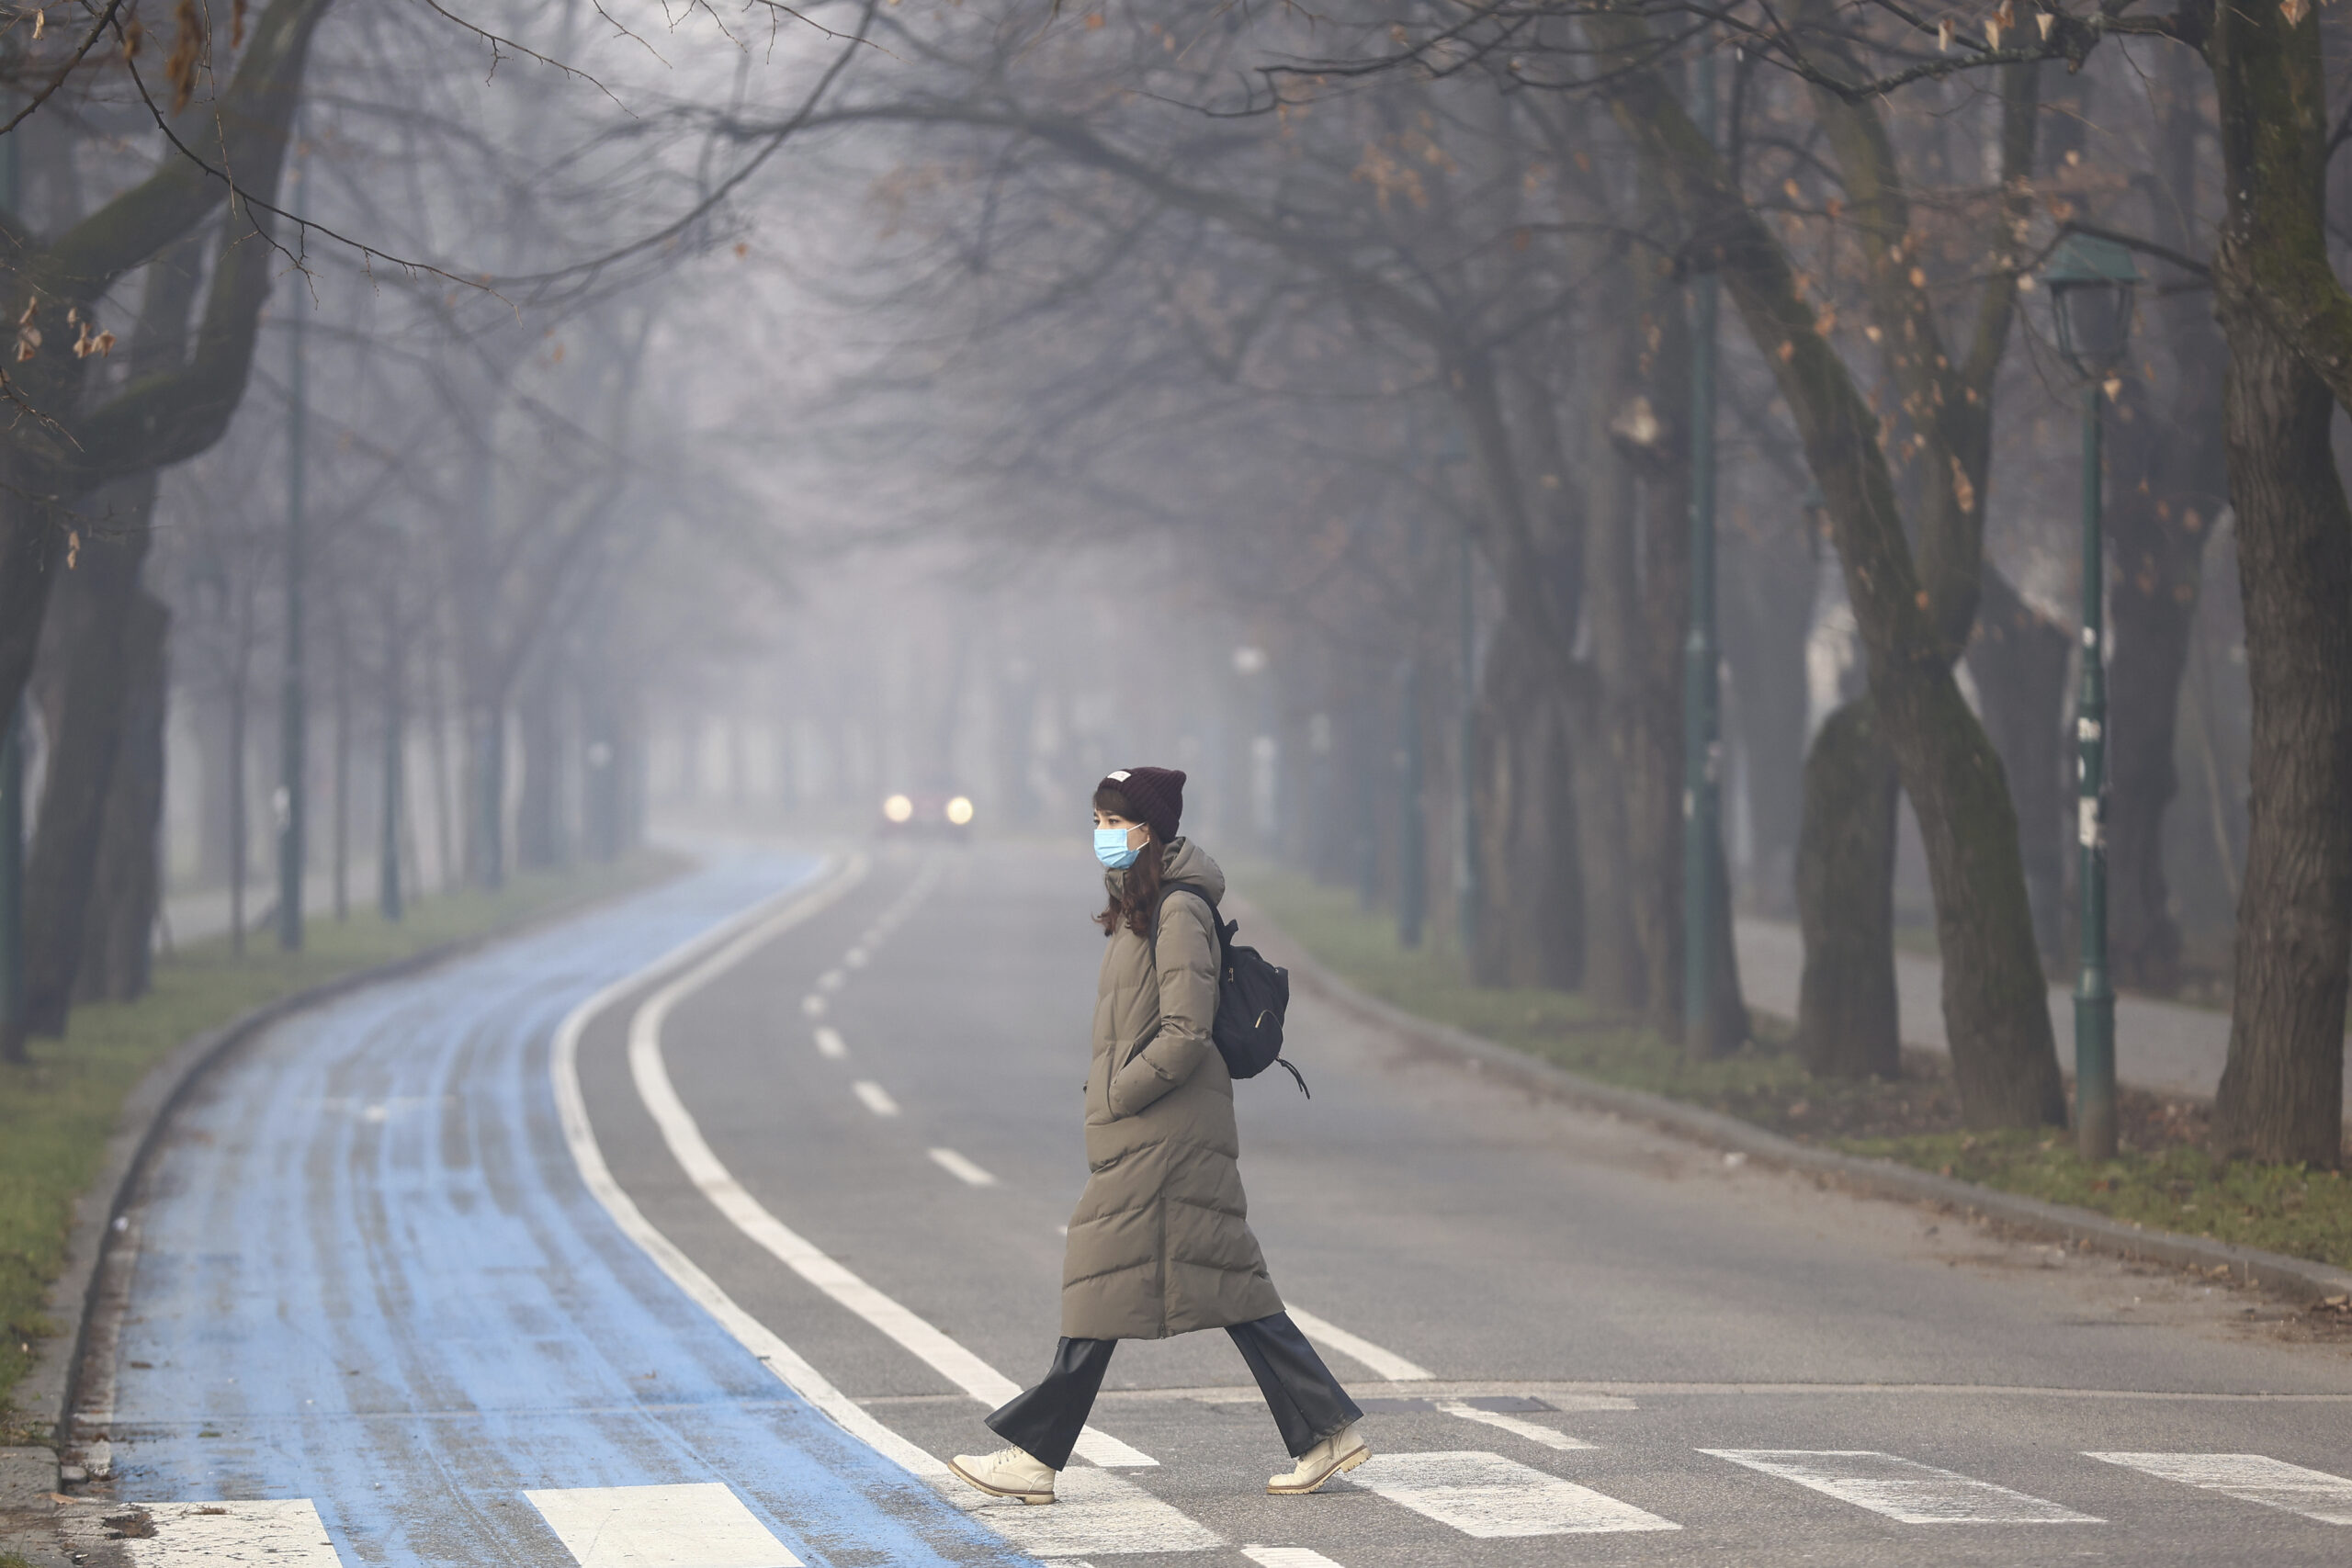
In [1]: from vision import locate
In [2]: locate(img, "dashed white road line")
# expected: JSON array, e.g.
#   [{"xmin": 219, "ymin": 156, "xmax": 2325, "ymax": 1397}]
[
  {"xmin": 1240, "ymin": 1547, "xmax": 1349, "ymax": 1567},
  {"xmin": 853, "ymin": 1080, "xmax": 901, "ymax": 1117},
  {"xmin": 2086, "ymin": 1452, "xmax": 2352, "ymax": 1525},
  {"xmin": 799, "ymin": 994, "xmax": 826, "ymax": 1018},
  {"xmin": 844, "ymin": 947, "xmax": 869, "ymax": 968},
  {"xmin": 813, "ymin": 1027, "xmax": 847, "ymax": 1060},
  {"xmin": 550, "ymin": 856, "xmax": 944, "ymax": 1479},
  {"xmin": 624, "ymin": 871, "xmax": 1155, "ymax": 1470},
  {"xmin": 819, "ymin": 968, "xmax": 846, "ymax": 991},
  {"xmin": 1344, "ymin": 1450, "xmax": 1679, "ymax": 1538},
  {"xmin": 1703, "ymin": 1450, "xmax": 2100, "ymax": 1524},
  {"xmin": 1436, "ymin": 1399, "xmax": 1595, "ymax": 1450},
  {"xmin": 526, "ymin": 1483, "xmax": 801, "ymax": 1567},
  {"xmin": 929, "ymin": 1147, "xmax": 999, "ymax": 1187},
  {"xmin": 1287, "ymin": 1306, "xmax": 1433, "ymax": 1382}
]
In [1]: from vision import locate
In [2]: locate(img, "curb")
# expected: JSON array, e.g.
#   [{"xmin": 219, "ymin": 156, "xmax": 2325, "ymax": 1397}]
[
  {"xmin": 8, "ymin": 858, "xmax": 694, "ymax": 1483},
  {"xmin": 1249, "ymin": 904, "xmax": 2352, "ymax": 1309}
]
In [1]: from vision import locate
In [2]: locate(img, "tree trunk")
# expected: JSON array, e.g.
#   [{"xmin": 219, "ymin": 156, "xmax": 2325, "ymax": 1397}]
[
  {"xmin": 465, "ymin": 699, "xmax": 507, "ymax": 889},
  {"xmin": 379, "ymin": 588, "xmax": 405, "ymax": 922},
  {"xmin": 1795, "ymin": 697, "xmax": 1900, "ymax": 1077},
  {"xmin": 1597, "ymin": 31, "xmax": 2066, "ymax": 1126},
  {"xmin": 2101, "ymin": 51, "xmax": 2230, "ymax": 993},
  {"xmin": 21, "ymin": 475, "xmax": 161, "ymax": 1033},
  {"xmin": 2211, "ymin": 313, "xmax": 2352, "ymax": 1163},
  {"xmin": 1723, "ymin": 513, "xmax": 1816, "ymax": 915},
  {"xmin": 1968, "ymin": 567, "xmax": 2071, "ymax": 970},
  {"xmin": 1471, "ymin": 616, "xmax": 1584, "ymax": 990},
  {"xmin": 0, "ymin": 0, "xmax": 333, "ymax": 738},
  {"xmin": 227, "ymin": 632, "xmax": 251, "ymax": 956},
  {"xmin": 2208, "ymin": 0, "xmax": 2352, "ymax": 1168},
  {"xmin": 514, "ymin": 660, "xmax": 565, "ymax": 872},
  {"xmin": 75, "ymin": 590, "xmax": 169, "ymax": 1004},
  {"xmin": 332, "ymin": 621, "xmax": 351, "ymax": 920}
]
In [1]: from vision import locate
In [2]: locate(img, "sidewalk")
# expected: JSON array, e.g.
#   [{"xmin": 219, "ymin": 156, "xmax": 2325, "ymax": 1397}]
[{"xmin": 1735, "ymin": 917, "xmax": 2351, "ymax": 1111}]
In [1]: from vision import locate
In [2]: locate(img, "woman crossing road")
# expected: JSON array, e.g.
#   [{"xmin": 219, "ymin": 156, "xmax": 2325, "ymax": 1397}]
[{"xmin": 951, "ymin": 765, "xmax": 1368, "ymax": 1506}]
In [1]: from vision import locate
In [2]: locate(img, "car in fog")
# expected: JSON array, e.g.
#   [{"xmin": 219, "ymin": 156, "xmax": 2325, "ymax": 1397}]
[{"xmin": 879, "ymin": 789, "xmax": 977, "ymax": 840}]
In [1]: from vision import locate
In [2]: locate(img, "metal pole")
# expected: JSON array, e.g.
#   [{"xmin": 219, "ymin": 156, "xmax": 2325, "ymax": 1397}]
[
  {"xmin": 1398, "ymin": 511, "xmax": 1427, "ymax": 950},
  {"xmin": 1681, "ymin": 43, "xmax": 1724, "ymax": 1057},
  {"xmin": 0, "ymin": 99, "xmax": 25, "ymax": 1057},
  {"xmin": 277, "ymin": 120, "xmax": 309, "ymax": 952},
  {"xmin": 2074, "ymin": 381, "xmax": 2116, "ymax": 1160},
  {"xmin": 1398, "ymin": 650, "xmax": 1426, "ymax": 952},
  {"xmin": 1456, "ymin": 527, "xmax": 1479, "ymax": 959}
]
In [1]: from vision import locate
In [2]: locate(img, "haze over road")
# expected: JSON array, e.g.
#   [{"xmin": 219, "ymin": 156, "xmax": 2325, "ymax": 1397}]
[{"xmin": 88, "ymin": 843, "xmax": 2352, "ymax": 1567}]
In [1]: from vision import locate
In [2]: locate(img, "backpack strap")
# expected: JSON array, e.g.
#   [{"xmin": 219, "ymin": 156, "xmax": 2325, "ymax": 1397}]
[{"xmin": 1146, "ymin": 882, "xmax": 1221, "ymax": 970}]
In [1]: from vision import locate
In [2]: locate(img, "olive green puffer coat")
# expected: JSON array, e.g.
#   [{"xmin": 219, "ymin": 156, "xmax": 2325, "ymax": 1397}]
[{"xmin": 1061, "ymin": 838, "xmax": 1283, "ymax": 1340}]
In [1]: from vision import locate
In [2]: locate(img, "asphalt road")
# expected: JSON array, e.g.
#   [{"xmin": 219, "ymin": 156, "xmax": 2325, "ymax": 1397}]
[{"xmin": 85, "ymin": 840, "xmax": 2352, "ymax": 1567}]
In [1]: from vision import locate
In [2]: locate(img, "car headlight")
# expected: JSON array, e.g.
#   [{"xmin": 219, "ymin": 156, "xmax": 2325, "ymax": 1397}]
[
  {"xmin": 944, "ymin": 795, "xmax": 975, "ymax": 826},
  {"xmin": 883, "ymin": 794, "xmax": 914, "ymax": 823}
]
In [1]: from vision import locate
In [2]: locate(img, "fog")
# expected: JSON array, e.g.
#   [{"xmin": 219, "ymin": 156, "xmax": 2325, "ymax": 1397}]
[{"xmin": 3, "ymin": 0, "xmax": 2290, "ymax": 1091}]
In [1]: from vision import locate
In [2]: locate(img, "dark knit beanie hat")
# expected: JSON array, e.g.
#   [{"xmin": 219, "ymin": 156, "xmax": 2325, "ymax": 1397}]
[{"xmin": 1095, "ymin": 766, "xmax": 1186, "ymax": 844}]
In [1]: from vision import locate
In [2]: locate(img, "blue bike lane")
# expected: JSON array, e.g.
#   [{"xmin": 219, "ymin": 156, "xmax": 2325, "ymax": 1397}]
[{"xmin": 94, "ymin": 852, "xmax": 1033, "ymax": 1566}]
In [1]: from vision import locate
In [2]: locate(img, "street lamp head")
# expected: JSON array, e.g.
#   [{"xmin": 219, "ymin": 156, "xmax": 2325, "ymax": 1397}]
[{"xmin": 2042, "ymin": 234, "xmax": 2142, "ymax": 376}]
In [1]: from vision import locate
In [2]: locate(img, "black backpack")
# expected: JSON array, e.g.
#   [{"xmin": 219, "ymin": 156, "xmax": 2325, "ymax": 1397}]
[{"xmin": 1150, "ymin": 884, "xmax": 1306, "ymax": 1096}]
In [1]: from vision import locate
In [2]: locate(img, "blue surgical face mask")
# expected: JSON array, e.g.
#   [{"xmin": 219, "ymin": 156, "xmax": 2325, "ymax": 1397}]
[{"xmin": 1094, "ymin": 826, "xmax": 1141, "ymax": 869}]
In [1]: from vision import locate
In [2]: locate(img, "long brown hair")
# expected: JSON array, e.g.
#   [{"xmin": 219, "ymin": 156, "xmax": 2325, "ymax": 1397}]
[{"xmin": 1093, "ymin": 811, "xmax": 1162, "ymax": 938}]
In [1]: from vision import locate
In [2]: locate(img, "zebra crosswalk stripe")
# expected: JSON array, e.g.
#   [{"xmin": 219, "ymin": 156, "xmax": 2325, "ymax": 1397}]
[
  {"xmin": 112, "ymin": 1500, "xmax": 343, "ymax": 1566},
  {"xmin": 951, "ymin": 1467, "xmax": 1222, "ymax": 1556},
  {"xmin": 1702, "ymin": 1450, "xmax": 2101, "ymax": 1524},
  {"xmin": 1341, "ymin": 1450, "xmax": 1680, "ymax": 1538},
  {"xmin": 525, "ymin": 1483, "xmax": 801, "ymax": 1567},
  {"xmin": 2086, "ymin": 1452, "xmax": 2352, "ymax": 1525}
]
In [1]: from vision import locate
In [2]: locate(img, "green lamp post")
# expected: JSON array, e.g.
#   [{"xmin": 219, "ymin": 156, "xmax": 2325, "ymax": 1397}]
[
  {"xmin": 2043, "ymin": 232, "xmax": 2141, "ymax": 1162},
  {"xmin": 1682, "ymin": 42, "xmax": 1724, "ymax": 1059}
]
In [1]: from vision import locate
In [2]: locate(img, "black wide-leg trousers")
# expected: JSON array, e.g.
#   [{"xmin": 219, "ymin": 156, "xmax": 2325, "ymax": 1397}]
[{"xmin": 985, "ymin": 1312, "xmax": 1363, "ymax": 1470}]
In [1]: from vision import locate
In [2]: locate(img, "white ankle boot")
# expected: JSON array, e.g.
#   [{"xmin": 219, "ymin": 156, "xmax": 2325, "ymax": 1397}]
[
  {"xmin": 949, "ymin": 1445, "xmax": 1057, "ymax": 1505},
  {"xmin": 1267, "ymin": 1421, "xmax": 1371, "ymax": 1495}
]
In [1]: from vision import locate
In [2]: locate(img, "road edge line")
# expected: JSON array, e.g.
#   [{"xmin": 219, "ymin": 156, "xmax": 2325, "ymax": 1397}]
[{"xmin": 1246, "ymin": 898, "xmax": 2352, "ymax": 1308}]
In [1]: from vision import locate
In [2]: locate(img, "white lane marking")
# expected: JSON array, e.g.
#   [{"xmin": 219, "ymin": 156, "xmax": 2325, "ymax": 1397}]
[
  {"xmin": 1286, "ymin": 1307, "xmax": 1433, "ymax": 1382},
  {"xmin": 526, "ymin": 1483, "xmax": 801, "ymax": 1567},
  {"xmin": 952, "ymin": 1467, "xmax": 1219, "ymax": 1555},
  {"xmin": 2086, "ymin": 1452, "xmax": 2352, "ymax": 1525},
  {"xmin": 120, "ymin": 1499, "xmax": 343, "ymax": 1565},
  {"xmin": 1435, "ymin": 1399, "xmax": 1595, "ymax": 1450},
  {"xmin": 853, "ymin": 1080, "xmax": 901, "ymax": 1117},
  {"xmin": 1241, "ymin": 1548, "xmax": 1348, "ymax": 1567},
  {"xmin": 819, "ymin": 968, "xmax": 846, "ymax": 991},
  {"xmin": 844, "ymin": 948, "xmax": 869, "ymax": 968},
  {"xmin": 1342, "ymin": 1450, "xmax": 1678, "ymax": 1538},
  {"xmin": 799, "ymin": 994, "xmax": 826, "ymax": 1017},
  {"xmin": 813, "ymin": 1027, "xmax": 847, "ymax": 1060},
  {"xmin": 1702, "ymin": 1450, "xmax": 2100, "ymax": 1524},
  {"xmin": 628, "ymin": 895, "xmax": 1156, "ymax": 1471},
  {"xmin": 550, "ymin": 856, "xmax": 945, "ymax": 1480},
  {"xmin": 930, "ymin": 1147, "xmax": 999, "ymax": 1187}
]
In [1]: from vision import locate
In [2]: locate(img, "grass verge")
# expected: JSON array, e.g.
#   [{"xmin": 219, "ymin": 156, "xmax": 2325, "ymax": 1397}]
[
  {"xmin": 0, "ymin": 850, "xmax": 683, "ymax": 1438},
  {"xmin": 1240, "ymin": 864, "xmax": 2352, "ymax": 1277}
]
